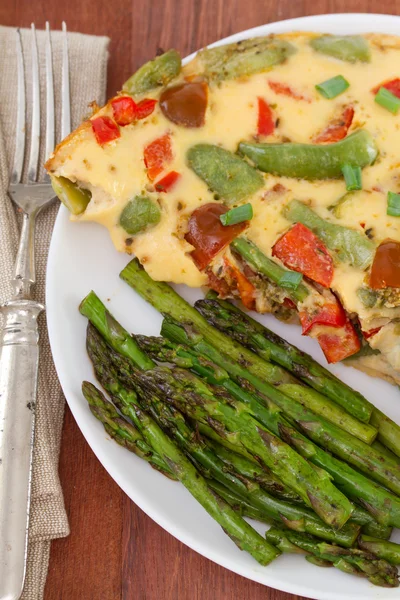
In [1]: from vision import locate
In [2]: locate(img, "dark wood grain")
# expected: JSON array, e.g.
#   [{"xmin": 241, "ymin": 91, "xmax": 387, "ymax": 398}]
[{"xmin": 3, "ymin": 1, "xmax": 400, "ymax": 598}]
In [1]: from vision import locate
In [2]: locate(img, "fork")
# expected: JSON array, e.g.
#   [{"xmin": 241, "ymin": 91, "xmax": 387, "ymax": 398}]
[{"xmin": 0, "ymin": 22, "xmax": 70, "ymax": 600}]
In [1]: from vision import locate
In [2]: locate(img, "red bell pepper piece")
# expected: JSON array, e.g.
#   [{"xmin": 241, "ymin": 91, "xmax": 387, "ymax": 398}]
[
  {"xmin": 272, "ymin": 223, "xmax": 334, "ymax": 288},
  {"xmin": 185, "ymin": 203, "xmax": 247, "ymax": 271},
  {"xmin": 111, "ymin": 96, "xmax": 137, "ymax": 126},
  {"xmin": 155, "ymin": 171, "xmax": 181, "ymax": 192},
  {"xmin": 111, "ymin": 96, "xmax": 157, "ymax": 126},
  {"xmin": 223, "ymin": 258, "xmax": 256, "ymax": 310},
  {"xmin": 299, "ymin": 295, "xmax": 347, "ymax": 335},
  {"xmin": 268, "ymin": 80, "xmax": 311, "ymax": 102},
  {"xmin": 135, "ymin": 98, "xmax": 157, "ymax": 120},
  {"xmin": 362, "ymin": 326, "xmax": 382, "ymax": 340},
  {"xmin": 372, "ymin": 78, "xmax": 400, "ymax": 98},
  {"xmin": 257, "ymin": 98, "xmax": 275, "ymax": 136},
  {"xmin": 283, "ymin": 298, "xmax": 296, "ymax": 309},
  {"xmin": 144, "ymin": 134, "xmax": 173, "ymax": 181},
  {"xmin": 91, "ymin": 116, "xmax": 120, "ymax": 145},
  {"xmin": 313, "ymin": 321, "xmax": 361, "ymax": 363},
  {"xmin": 313, "ymin": 106, "xmax": 354, "ymax": 143}
]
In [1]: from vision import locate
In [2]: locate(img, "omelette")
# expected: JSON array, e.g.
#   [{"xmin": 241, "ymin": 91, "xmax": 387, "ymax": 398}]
[{"xmin": 46, "ymin": 32, "xmax": 400, "ymax": 382}]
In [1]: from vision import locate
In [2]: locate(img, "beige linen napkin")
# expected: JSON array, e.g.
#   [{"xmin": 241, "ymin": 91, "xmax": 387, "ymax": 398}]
[{"xmin": 0, "ymin": 25, "xmax": 109, "ymax": 599}]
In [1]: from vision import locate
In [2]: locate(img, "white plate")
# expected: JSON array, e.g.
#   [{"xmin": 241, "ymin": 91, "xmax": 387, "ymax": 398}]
[{"xmin": 47, "ymin": 13, "xmax": 400, "ymax": 600}]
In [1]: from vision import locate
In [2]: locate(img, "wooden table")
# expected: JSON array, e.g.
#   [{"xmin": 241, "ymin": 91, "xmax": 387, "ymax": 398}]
[{"xmin": 2, "ymin": 1, "xmax": 399, "ymax": 598}]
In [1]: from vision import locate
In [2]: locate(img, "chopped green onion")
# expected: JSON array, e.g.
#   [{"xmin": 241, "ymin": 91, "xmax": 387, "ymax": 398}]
[
  {"xmin": 387, "ymin": 191, "xmax": 400, "ymax": 217},
  {"xmin": 315, "ymin": 75, "xmax": 350, "ymax": 99},
  {"xmin": 341, "ymin": 164, "xmax": 362, "ymax": 191},
  {"xmin": 220, "ymin": 203, "xmax": 253, "ymax": 226},
  {"xmin": 375, "ymin": 87, "xmax": 400, "ymax": 114},
  {"xmin": 278, "ymin": 270, "xmax": 303, "ymax": 291}
]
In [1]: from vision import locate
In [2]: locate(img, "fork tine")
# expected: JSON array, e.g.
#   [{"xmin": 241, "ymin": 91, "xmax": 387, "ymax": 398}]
[
  {"xmin": 61, "ymin": 22, "xmax": 71, "ymax": 138},
  {"xmin": 44, "ymin": 22, "xmax": 54, "ymax": 164},
  {"xmin": 27, "ymin": 23, "xmax": 40, "ymax": 183},
  {"xmin": 11, "ymin": 29, "xmax": 26, "ymax": 184}
]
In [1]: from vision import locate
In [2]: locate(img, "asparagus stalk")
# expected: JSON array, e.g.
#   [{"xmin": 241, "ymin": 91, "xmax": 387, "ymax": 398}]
[
  {"xmin": 207, "ymin": 480, "xmax": 392, "ymax": 544},
  {"xmin": 204, "ymin": 436, "xmax": 300, "ymax": 503},
  {"xmin": 137, "ymin": 333, "xmax": 394, "ymax": 537},
  {"xmin": 207, "ymin": 479, "xmax": 274, "ymax": 525},
  {"xmin": 119, "ymin": 260, "xmax": 296, "ymax": 386},
  {"xmin": 79, "ymin": 291, "xmax": 154, "ymax": 371},
  {"xmin": 161, "ymin": 317, "xmax": 400, "ymax": 497},
  {"xmin": 196, "ymin": 298, "xmax": 376, "ymax": 443},
  {"xmin": 82, "ymin": 381, "xmax": 175, "ymax": 478},
  {"xmin": 230, "ymin": 238, "xmax": 310, "ymax": 303},
  {"xmin": 87, "ymin": 326, "xmax": 360, "ymax": 547},
  {"xmin": 83, "ymin": 378, "xmax": 279, "ymax": 565},
  {"xmin": 198, "ymin": 297, "xmax": 400, "ymax": 455},
  {"xmin": 266, "ymin": 528, "xmax": 399, "ymax": 588},
  {"xmin": 80, "ymin": 293, "xmax": 353, "ymax": 529},
  {"xmin": 358, "ymin": 535, "xmax": 400, "ymax": 566},
  {"xmin": 372, "ymin": 440, "xmax": 398, "ymax": 461},
  {"xmin": 370, "ymin": 409, "xmax": 400, "ymax": 459},
  {"xmin": 199, "ymin": 294, "xmax": 371, "ymax": 421}
]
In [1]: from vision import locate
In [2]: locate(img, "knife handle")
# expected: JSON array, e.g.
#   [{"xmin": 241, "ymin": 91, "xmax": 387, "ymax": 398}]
[{"xmin": 0, "ymin": 298, "xmax": 43, "ymax": 600}]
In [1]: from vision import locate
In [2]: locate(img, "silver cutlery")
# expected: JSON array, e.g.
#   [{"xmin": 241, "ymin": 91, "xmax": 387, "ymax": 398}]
[{"xmin": 0, "ymin": 22, "xmax": 70, "ymax": 600}]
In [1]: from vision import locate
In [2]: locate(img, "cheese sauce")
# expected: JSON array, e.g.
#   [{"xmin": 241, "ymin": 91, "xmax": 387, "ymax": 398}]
[{"xmin": 47, "ymin": 32, "xmax": 400, "ymax": 321}]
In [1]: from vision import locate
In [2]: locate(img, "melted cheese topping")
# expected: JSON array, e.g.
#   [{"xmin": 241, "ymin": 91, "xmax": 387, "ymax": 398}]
[{"xmin": 47, "ymin": 32, "xmax": 400, "ymax": 321}]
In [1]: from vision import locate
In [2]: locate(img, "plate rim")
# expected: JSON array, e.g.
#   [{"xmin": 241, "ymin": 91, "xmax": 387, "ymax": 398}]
[{"xmin": 46, "ymin": 13, "xmax": 400, "ymax": 600}]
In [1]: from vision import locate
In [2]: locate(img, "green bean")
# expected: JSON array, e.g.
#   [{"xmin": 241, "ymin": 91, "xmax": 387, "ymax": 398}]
[
  {"xmin": 187, "ymin": 144, "xmax": 264, "ymax": 204},
  {"xmin": 284, "ymin": 200, "xmax": 375, "ymax": 269},
  {"xmin": 119, "ymin": 195, "xmax": 161, "ymax": 235},
  {"xmin": 197, "ymin": 36, "xmax": 296, "ymax": 81},
  {"xmin": 123, "ymin": 49, "xmax": 181, "ymax": 95},
  {"xmin": 239, "ymin": 130, "xmax": 378, "ymax": 180},
  {"xmin": 310, "ymin": 35, "xmax": 371, "ymax": 63}
]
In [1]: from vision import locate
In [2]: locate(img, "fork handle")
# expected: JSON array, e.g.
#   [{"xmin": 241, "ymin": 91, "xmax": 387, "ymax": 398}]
[
  {"xmin": 12, "ymin": 211, "xmax": 37, "ymax": 298},
  {"xmin": 0, "ymin": 298, "xmax": 43, "ymax": 600}
]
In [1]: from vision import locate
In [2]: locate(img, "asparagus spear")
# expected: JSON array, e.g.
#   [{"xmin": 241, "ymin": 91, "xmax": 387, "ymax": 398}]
[
  {"xmin": 88, "ymin": 326, "xmax": 363, "ymax": 547},
  {"xmin": 161, "ymin": 317, "xmax": 400, "ymax": 497},
  {"xmin": 82, "ymin": 366, "xmax": 272, "ymax": 529},
  {"xmin": 196, "ymin": 298, "xmax": 400, "ymax": 458},
  {"xmin": 198, "ymin": 295, "xmax": 372, "ymax": 423},
  {"xmin": 82, "ymin": 380, "xmax": 175, "ymax": 478},
  {"xmin": 230, "ymin": 238, "xmax": 310, "ymax": 303},
  {"xmin": 208, "ymin": 480, "xmax": 391, "ymax": 543},
  {"xmin": 137, "ymin": 333, "xmax": 395, "ymax": 536},
  {"xmin": 370, "ymin": 409, "xmax": 400, "ymax": 459},
  {"xmin": 266, "ymin": 528, "xmax": 399, "ymax": 588},
  {"xmin": 204, "ymin": 436, "xmax": 300, "ymax": 503},
  {"xmin": 83, "ymin": 379, "xmax": 279, "ymax": 566},
  {"xmin": 196, "ymin": 299, "xmax": 375, "ymax": 443},
  {"xmin": 358, "ymin": 535, "xmax": 400, "ymax": 566},
  {"xmin": 372, "ymin": 440, "xmax": 398, "ymax": 461},
  {"xmin": 206, "ymin": 479, "xmax": 274, "ymax": 524},
  {"xmin": 79, "ymin": 290, "xmax": 154, "ymax": 371},
  {"xmin": 119, "ymin": 260, "xmax": 296, "ymax": 386},
  {"xmin": 80, "ymin": 292, "xmax": 353, "ymax": 529}
]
